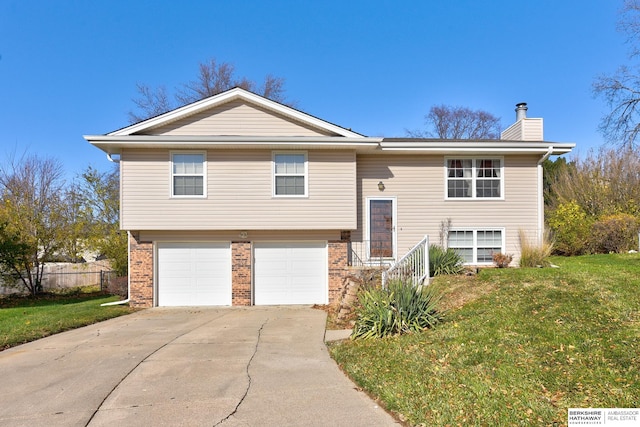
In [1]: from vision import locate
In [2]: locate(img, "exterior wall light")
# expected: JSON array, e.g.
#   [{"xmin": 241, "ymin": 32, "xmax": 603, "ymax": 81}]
[{"xmin": 378, "ymin": 181, "xmax": 385, "ymax": 191}]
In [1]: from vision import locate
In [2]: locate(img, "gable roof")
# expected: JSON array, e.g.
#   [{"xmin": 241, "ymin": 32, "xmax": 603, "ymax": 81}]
[{"xmin": 108, "ymin": 87, "xmax": 365, "ymax": 138}]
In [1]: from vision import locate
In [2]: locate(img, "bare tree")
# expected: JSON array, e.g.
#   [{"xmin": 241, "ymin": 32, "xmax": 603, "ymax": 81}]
[
  {"xmin": 175, "ymin": 59, "xmax": 239, "ymax": 105},
  {"xmin": 548, "ymin": 146, "xmax": 640, "ymax": 217},
  {"xmin": 407, "ymin": 105, "xmax": 502, "ymax": 139},
  {"xmin": 129, "ymin": 58, "xmax": 289, "ymax": 123},
  {"xmin": 260, "ymin": 74, "xmax": 287, "ymax": 103},
  {"xmin": 594, "ymin": 0, "xmax": 640, "ymax": 147},
  {"xmin": 0, "ymin": 154, "xmax": 68, "ymax": 294},
  {"xmin": 128, "ymin": 83, "xmax": 173, "ymax": 123}
]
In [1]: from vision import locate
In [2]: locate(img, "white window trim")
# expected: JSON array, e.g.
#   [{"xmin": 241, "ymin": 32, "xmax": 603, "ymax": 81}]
[
  {"xmin": 272, "ymin": 151, "xmax": 308, "ymax": 198},
  {"xmin": 448, "ymin": 227, "xmax": 506, "ymax": 265},
  {"xmin": 444, "ymin": 156, "xmax": 504, "ymax": 200},
  {"xmin": 170, "ymin": 151, "xmax": 207, "ymax": 198}
]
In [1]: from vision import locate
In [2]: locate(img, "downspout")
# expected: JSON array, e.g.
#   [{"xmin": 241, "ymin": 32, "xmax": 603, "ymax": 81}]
[
  {"xmin": 100, "ymin": 230, "xmax": 131, "ymax": 306},
  {"xmin": 106, "ymin": 152, "xmax": 120, "ymax": 163},
  {"xmin": 537, "ymin": 146, "xmax": 554, "ymax": 245},
  {"xmin": 101, "ymin": 152, "xmax": 128, "ymax": 306}
]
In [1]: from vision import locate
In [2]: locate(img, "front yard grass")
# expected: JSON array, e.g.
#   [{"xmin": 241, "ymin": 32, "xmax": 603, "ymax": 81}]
[
  {"xmin": 0, "ymin": 292, "xmax": 136, "ymax": 350},
  {"xmin": 330, "ymin": 254, "xmax": 640, "ymax": 426}
]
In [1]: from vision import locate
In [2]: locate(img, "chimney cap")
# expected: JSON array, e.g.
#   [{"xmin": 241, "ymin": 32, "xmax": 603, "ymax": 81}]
[{"xmin": 515, "ymin": 102, "xmax": 528, "ymax": 121}]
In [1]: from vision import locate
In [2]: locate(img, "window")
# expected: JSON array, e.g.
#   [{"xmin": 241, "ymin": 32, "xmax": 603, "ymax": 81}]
[
  {"xmin": 446, "ymin": 158, "xmax": 502, "ymax": 199},
  {"xmin": 448, "ymin": 229, "xmax": 504, "ymax": 264},
  {"xmin": 172, "ymin": 152, "xmax": 205, "ymax": 197},
  {"xmin": 273, "ymin": 152, "xmax": 307, "ymax": 196}
]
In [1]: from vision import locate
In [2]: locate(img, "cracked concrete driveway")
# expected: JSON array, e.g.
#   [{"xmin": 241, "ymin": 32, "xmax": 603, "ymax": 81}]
[{"xmin": 0, "ymin": 306, "xmax": 398, "ymax": 426}]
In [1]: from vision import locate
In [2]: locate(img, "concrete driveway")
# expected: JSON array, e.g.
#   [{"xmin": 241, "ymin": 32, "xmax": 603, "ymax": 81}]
[{"xmin": 0, "ymin": 306, "xmax": 398, "ymax": 426}]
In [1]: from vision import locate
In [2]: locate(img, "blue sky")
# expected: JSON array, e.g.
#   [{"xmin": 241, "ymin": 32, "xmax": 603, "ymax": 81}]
[{"xmin": 0, "ymin": 1, "xmax": 629, "ymax": 180}]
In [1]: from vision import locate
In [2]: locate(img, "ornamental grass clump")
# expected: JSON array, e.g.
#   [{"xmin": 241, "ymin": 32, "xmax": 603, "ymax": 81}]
[
  {"xmin": 351, "ymin": 279, "xmax": 442, "ymax": 340},
  {"xmin": 519, "ymin": 229, "xmax": 554, "ymax": 267},
  {"xmin": 429, "ymin": 244, "xmax": 465, "ymax": 276}
]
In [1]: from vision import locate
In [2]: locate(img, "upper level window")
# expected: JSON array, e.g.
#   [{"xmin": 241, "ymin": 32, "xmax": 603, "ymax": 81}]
[
  {"xmin": 446, "ymin": 158, "xmax": 502, "ymax": 199},
  {"xmin": 172, "ymin": 152, "xmax": 205, "ymax": 197},
  {"xmin": 273, "ymin": 152, "xmax": 307, "ymax": 197}
]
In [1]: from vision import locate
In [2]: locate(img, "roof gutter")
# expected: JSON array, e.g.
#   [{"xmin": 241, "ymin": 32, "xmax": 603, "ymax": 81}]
[{"xmin": 377, "ymin": 140, "xmax": 574, "ymax": 155}]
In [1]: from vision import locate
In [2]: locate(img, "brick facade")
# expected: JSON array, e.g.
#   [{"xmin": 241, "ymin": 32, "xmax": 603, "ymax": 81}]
[
  {"xmin": 328, "ymin": 231, "xmax": 351, "ymax": 304},
  {"xmin": 232, "ymin": 241, "xmax": 252, "ymax": 306},
  {"xmin": 128, "ymin": 233, "xmax": 153, "ymax": 308},
  {"xmin": 127, "ymin": 235, "xmax": 350, "ymax": 308}
]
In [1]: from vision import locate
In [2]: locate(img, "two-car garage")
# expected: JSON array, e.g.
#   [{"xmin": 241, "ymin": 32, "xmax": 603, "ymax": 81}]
[{"xmin": 156, "ymin": 241, "xmax": 328, "ymax": 306}]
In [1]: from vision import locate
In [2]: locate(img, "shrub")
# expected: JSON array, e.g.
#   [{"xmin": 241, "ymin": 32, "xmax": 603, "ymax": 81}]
[
  {"xmin": 429, "ymin": 244, "xmax": 465, "ymax": 276},
  {"xmin": 518, "ymin": 229, "xmax": 554, "ymax": 267},
  {"xmin": 548, "ymin": 146, "xmax": 640, "ymax": 219},
  {"xmin": 492, "ymin": 252, "xmax": 513, "ymax": 268},
  {"xmin": 589, "ymin": 213, "xmax": 640, "ymax": 253},
  {"xmin": 351, "ymin": 279, "xmax": 442, "ymax": 340},
  {"xmin": 547, "ymin": 201, "xmax": 593, "ymax": 255}
]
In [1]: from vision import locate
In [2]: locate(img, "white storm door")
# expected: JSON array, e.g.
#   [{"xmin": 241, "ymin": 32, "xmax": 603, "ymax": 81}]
[{"xmin": 367, "ymin": 198, "xmax": 396, "ymax": 260}]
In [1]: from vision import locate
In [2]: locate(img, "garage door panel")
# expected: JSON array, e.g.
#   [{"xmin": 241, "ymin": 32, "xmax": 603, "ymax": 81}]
[
  {"xmin": 158, "ymin": 242, "xmax": 231, "ymax": 306},
  {"xmin": 254, "ymin": 242, "xmax": 327, "ymax": 305}
]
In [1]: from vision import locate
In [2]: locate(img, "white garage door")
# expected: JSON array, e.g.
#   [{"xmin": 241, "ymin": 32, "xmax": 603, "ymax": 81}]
[
  {"xmin": 157, "ymin": 242, "xmax": 231, "ymax": 306},
  {"xmin": 254, "ymin": 242, "xmax": 327, "ymax": 305}
]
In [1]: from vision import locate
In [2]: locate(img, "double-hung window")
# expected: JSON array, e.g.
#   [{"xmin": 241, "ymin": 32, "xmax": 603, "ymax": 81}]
[
  {"xmin": 446, "ymin": 158, "xmax": 502, "ymax": 199},
  {"xmin": 448, "ymin": 229, "xmax": 504, "ymax": 264},
  {"xmin": 171, "ymin": 152, "xmax": 205, "ymax": 197},
  {"xmin": 273, "ymin": 152, "xmax": 307, "ymax": 197}
]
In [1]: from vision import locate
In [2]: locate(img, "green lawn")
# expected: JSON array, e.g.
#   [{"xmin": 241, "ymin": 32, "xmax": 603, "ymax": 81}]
[
  {"xmin": 0, "ymin": 293, "xmax": 136, "ymax": 350},
  {"xmin": 330, "ymin": 254, "xmax": 640, "ymax": 426}
]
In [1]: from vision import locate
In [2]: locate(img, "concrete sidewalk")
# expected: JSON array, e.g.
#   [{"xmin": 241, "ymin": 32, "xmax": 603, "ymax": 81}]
[{"xmin": 0, "ymin": 307, "xmax": 398, "ymax": 426}]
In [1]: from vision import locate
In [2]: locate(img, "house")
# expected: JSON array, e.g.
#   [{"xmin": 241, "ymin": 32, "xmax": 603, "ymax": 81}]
[{"xmin": 84, "ymin": 89, "xmax": 574, "ymax": 308}]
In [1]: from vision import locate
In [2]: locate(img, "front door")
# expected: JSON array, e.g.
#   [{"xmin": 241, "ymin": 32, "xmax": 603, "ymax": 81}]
[{"xmin": 368, "ymin": 198, "xmax": 395, "ymax": 259}]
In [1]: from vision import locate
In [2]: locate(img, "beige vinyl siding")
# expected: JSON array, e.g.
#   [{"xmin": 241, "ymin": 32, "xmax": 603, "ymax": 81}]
[
  {"xmin": 143, "ymin": 100, "xmax": 334, "ymax": 137},
  {"xmin": 356, "ymin": 154, "xmax": 540, "ymax": 264},
  {"xmin": 120, "ymin": 149, "xmax": 356, "ymax": 230},
  {"xmin": 500, "ymin": 118, "xmax": 544, "ymax": 141},
  {"xmin": 500, "ymin": 122, "xmax": 522, "ymax": 140}
]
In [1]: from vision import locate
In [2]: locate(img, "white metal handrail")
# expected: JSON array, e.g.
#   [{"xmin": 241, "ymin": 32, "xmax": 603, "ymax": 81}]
[{"xmin": 382, "ymin": 235, "xmax": 430, "ymax": 287}]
